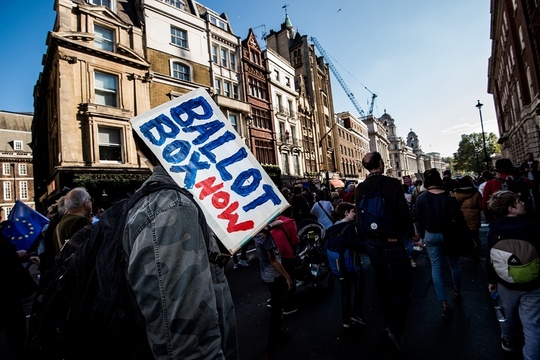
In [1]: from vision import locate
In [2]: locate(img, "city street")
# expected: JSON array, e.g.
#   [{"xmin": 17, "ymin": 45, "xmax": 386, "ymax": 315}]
[
  {"xmin": 225, "ymin": 226, "xmax": 524, "ymax": 360},
  {"xmin": 18, "ymin": 226, "xmax": 525, "ymax": 360}
]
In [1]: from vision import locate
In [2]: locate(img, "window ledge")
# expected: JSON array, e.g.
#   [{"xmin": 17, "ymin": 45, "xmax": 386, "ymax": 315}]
[{"xmin": 79, "ymin": 103, "xmax": 131, "ymax": 120}]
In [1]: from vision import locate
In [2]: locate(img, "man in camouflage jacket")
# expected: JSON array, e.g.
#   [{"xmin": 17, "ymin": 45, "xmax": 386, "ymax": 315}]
[{"xmin": 123, "ymin": 139, "xmax": 238, "ymax": 359}]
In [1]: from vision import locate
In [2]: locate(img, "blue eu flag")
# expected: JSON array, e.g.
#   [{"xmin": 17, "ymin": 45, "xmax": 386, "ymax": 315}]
[{"xmin": 2, "ymin": 200, "xmax": 49, "ymax": 251}]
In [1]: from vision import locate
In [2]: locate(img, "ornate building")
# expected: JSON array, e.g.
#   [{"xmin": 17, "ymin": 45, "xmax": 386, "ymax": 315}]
[
  {"xmin": 195, "ymin": 2, "xmax": 251, "ymax": 147},
  {"xmin": 32, "ymin": 0, "xmax": 151, "ymax": 211},
  {"xmin": 335, "ymin": 111, "xmax": 370, "ymax": 182},
  {"xmin": 361, "ymin": 115, "xmax": 391, "ymax": 173},
  {"xmin": 265, "ymin": 14, "xmax": 338, "ymax": 187},
  {"xmin": 265, "ymin": 47, "xmax": 304, "ymax": 185},
  {"xmin": 241, "ymin": 29, "xmax": 277, "ymax": 167},
  {"xmin": 488, "ymin": 0, "xmax": 540, "ymax": 161}
]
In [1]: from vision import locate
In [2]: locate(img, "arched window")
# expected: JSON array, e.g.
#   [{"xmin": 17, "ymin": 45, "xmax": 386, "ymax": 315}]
[{"xmin": 172, "ymin": 62, "xmax": 190, "ymax": 81}]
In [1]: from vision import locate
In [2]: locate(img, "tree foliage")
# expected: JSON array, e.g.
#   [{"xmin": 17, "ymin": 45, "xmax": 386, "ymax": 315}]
[
  {"xmin": 453, "ymin": 132, "xmax": 500, "ymax": 174},
  {"xmin": 441, "ymin": 156, "xmax": 454, "ymax": 171}
]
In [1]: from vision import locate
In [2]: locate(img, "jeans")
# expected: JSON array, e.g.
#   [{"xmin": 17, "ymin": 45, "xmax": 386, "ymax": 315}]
[
  {"xmin": 424, "ymin": 231, "xmax": 461, "ymax": 301},
  {"xmin": 367, "ymin": 241, "xmax": 411, "ymax": 335},
  {"xmin": 498, "ymin": 284, "xmax": 540, "ymax": 360}
]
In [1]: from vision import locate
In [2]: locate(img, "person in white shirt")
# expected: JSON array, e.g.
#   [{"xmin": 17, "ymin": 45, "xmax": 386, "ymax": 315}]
[{"xmin": 310, "ymin": 190, "xmax": 335, "ymax": 229}]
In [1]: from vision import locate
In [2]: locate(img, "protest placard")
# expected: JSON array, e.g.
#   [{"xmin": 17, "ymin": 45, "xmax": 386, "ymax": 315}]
[{"xmin": 130, "ymin": 88, "xmax": 289, "ymax": 253}]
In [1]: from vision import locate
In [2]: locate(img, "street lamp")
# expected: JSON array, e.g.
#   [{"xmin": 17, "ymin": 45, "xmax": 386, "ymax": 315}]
[
  {"xmin": 245, "ymin": 115, "xmax": 252, "ymax": 150},
  {"xmin": 318, "ymin": 122, "xmax": 338, "ymax": 189},
  {"xmin": 476, "ymin": 100, "xmax": 490, "ymax": 171}
]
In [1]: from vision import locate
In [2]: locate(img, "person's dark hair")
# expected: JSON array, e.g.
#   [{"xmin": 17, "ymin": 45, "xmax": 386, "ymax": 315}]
[
  {"xmin": 402, "ymin": 184, "xmax": 410, "ymax": 193},
  {"xmin": 487, "ymin": 190, "xmax": 520, "ymax": 217},
  {"xmin": 423, "ymin": 168, "xmax": 443, "ymax": 188},
  {"xmin": 333, "ymin": 202, "xmax": 355, "ymax": 220},
  {"xmin": 133, "ymin": 131, "xmax": 160, "ymax": 167},
  {"xmin": 481, "ymin": 170, "xmax": 494, "ymax": 180},
  {"xmin": 292, "ymin": 186, "xmax": 302, "ymax": 195},
  {"xmin": 316, "ymin": 190, "xmax": 328, "ymax": 201},
  {"xmin": 281, "ymin": 206, "xmax": 294, "ymax": 218},
  {"xmin": 362, "ymin": 151, "xmax": 382, "ymax": 171}
]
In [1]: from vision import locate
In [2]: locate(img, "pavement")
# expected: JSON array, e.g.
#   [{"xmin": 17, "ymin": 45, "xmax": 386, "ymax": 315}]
[
  {"xmin": 225, "ymin": 225, "xmax": 525, "ymax": 360},
  {"xmin": 18, "ymin": 225, "xmax": 525, "ymax": 360}
]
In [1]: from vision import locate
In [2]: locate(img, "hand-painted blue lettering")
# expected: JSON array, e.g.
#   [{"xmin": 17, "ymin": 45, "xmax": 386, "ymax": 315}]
[
  {"xmin": 199, "ymin": 131, "xmax": 236, "ymax": 163},
  {"xmin": 169, "ymin": 96, "xmax": 214, "ymax": 127},
  {"xmin": 242, "ymin": 184, "xmax": 282, "ymax": 212},
  {"xmin": 162, "ymin": 139, "xmax": 190, "ymax": 164},
  {"xmin": 230, "ymin": 169, "xmax": 262, "ymax": 197},
  {"xmin": 215, "ymin": 148, "xmax": 248, "ymax": 181},
  {"xmin": 169, "ymin": 151, "xmax": 210, "ymax": 189},
  {"xmin": 183, "ymin": 120, "xmax": 225, "ymax": 145},
  {"xmin": 139, "ymin": 114, "xmax": 180, "ymax": 146}
]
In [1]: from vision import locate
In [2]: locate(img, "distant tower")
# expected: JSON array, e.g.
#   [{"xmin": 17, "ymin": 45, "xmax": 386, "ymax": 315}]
[
  {"xmin": 282, "ymin": 4, "xmax": 295, "ymax": 37},
  {"xmin": 407, "ymin": 129, "xmax": 420, "ymax": 150},
  {"xmin": 379, "ymin": 111, "xmax": 396, "ymax": 137}
]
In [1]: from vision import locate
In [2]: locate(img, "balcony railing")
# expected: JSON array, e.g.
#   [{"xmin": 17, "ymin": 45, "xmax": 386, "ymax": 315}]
[{"xmin": 277, "ymin": 133, "xmax": 301, "ymax": 146}]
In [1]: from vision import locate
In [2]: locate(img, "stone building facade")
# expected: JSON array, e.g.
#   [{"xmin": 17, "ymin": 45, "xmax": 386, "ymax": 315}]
[
  {"xmin": 32, "ymin": 0, "xmax": 152, "ymax": 211},
  {"xmin": 265, "ymin": 47, "xmax": 304, "ymax": 182},
  {"xmin": 0, "ymin": 111, "xmax": 35, "ymax": 219},
  {"xmin": 265, "ymin": 15, "xmax": 339, "ymax": 187},
  {"xmin": 488, "ymin": 0, "xmax": 540, "ymax": 161},
  {"xmin": 335, "ymin": 111, "xmax": 370, "ymax": 182}
]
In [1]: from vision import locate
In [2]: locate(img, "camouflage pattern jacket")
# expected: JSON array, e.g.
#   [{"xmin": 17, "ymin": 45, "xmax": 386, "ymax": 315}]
[{"xmin": 123, "ymin": 166, "xmax": 238, "ymax": 359}]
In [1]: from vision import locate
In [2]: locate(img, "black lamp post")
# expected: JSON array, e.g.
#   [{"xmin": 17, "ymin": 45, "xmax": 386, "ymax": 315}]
[
  {"xmin": 245, "ymin": 115, "xmax": 252, "ymax": 150},
  {"xmin": 318, "ymin": 122, "xmax": 338, "ymax": 189},
  {"xmin": 476, "ymin": 100, "xmax": 490, "ymax": 170}
]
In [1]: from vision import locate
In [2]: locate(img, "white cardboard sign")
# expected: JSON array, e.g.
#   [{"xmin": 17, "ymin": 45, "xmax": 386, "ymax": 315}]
[{"xmin": 130, "ymin": 88, "xmax": 289, "ymax": 254}]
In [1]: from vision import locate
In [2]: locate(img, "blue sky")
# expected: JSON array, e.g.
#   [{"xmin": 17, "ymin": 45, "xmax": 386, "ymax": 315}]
[{"xmin": 0, "ymin": 0, "xmax": 498, "ymax": 157}]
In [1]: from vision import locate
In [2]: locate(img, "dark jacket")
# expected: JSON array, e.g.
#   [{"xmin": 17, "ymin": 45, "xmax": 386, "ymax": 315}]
[{"xmin": 355, "ymin": 175, "xmax": 415, "ymax": 240}]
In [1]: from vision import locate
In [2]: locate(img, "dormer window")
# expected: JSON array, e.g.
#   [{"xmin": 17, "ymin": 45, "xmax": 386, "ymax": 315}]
[
  {"xmin": 209, "ymin": 15, "xmax": 228, "ymax": 31},
  {"xmin": 94, "ymin": 25, "xmax": 114, "ymax": 52},
  {"xmin": 91, "ymin": 0, "xmax": 112, "ymax": 9},
  {"xmin": 162, "ymin": 0, "xmax": 184, "ymax": 10},
  {"xmin": 13, "ymin": 141, "xmax": 23, "ymax": 151}
]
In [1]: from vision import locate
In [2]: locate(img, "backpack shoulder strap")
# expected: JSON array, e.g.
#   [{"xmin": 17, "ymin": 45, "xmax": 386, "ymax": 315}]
[{"xmin": 317, "ymin": 201, "xmax": 334, "ymax": 224}]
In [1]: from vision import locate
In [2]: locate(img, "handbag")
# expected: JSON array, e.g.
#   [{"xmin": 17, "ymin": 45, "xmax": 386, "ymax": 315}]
[{"xmin": 442, "ymin": 196, "xmax": 476, "ymax": 256}]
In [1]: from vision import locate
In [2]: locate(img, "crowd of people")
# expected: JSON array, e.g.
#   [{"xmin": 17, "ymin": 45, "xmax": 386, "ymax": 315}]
[
  {"xmin": 2, "ymin": 148, "xmax": 540, "ymax": 360},
  {"xmin": 245, "ymin": 152, "xmax": 540, "ymax": 359}
]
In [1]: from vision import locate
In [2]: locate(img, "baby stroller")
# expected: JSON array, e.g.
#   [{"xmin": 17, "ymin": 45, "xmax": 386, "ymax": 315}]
[{"xmin": 294, "ymin": 219, "xmax": 333, "ymax": 288}]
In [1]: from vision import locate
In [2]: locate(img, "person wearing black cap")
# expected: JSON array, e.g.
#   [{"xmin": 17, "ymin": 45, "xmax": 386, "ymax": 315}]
[
  {"xmin": 482, "ymin": 158, "xmax": 518, "ymax": 223},
  {"xmin": 454, "ymin": 176, "xmax": 482, "ymax": 260},
  {"xmin": 442, "ymin": 170, "xmax": 458, "ymax": 193}
]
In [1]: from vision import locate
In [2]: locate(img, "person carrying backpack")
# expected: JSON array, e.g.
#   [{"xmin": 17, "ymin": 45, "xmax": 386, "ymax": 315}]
[
  {"xmin": 354, "ymin": 152, "xmax": 417, "ymax": 352},
  {"xmin": 325, "ymin": 202, "xmax": 366, "ymax": 329},
  {"xmin": 486, "ymin": 190, "xmax": 540, "ymax": 359},
  {"xmin": 26, "ymin": 133, "xmax": 238, "ymax": 360},
  {"xmin": 122, "ymin": 133, "xmax": 238, "ymax": 359}
]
